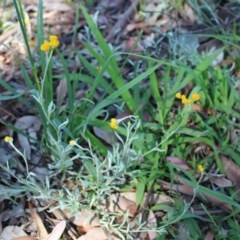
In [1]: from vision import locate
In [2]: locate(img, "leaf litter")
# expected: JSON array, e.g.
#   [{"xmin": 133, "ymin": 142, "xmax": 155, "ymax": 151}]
[{"xmin": 1, "ymin": 0, "xmax": 240, "ymax": 239}]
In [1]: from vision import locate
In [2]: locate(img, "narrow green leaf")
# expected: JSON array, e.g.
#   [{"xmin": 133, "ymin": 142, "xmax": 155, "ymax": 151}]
[{"xmin": 136, "ymin": 180, "xmax": 145, "ymax": 206}]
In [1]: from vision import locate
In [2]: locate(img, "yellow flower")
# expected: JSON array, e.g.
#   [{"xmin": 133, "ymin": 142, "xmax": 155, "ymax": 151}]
[
  {"xmin": 181, "ymin": 95, "xmax": 191, "ymax": 104},
  {"xmin": 181, "ymin": 94, "xmax": 187, "ymax": 100},
  {"xmin": 175, "ymin": 92, "xmax": 182, "ymax": 99},
  {"xmin": 49, "ymin": 35, "xmax": 58, "ymax": 41},
  {"xmin": 69, "ymin": 140, "xmax": 76, "ymax": 146},
  {"xmin": 197, "ymin": 164, "xmax": 204, "ymax": 173},
  {"xmin": 49, "ymin": 39, "xmax": 60, "ymax": 48},
  {"xmin": 191, "ymin": 93, "xmax": 200, "ymax": 101},
  {"xmin": 4, "ymin": 136, "xmax": 13, "ymax": 143},
  {"xmin": 40, "ymin": 35, "xmax": 60, "ymax": 52},
  {"xmin": 50, "ymin": 39, "xmax": 59, "ymax": 48},
  {"xmin": 40, "ymin": 40, "xmax": 51, "ymax": 52},
  {"xmin": 49, "ymin": 35, "xmax": 60, "ymax": 48},
  {"xmin": 109, "ymin": 118, "xmax": 118, "ymax": 130}
]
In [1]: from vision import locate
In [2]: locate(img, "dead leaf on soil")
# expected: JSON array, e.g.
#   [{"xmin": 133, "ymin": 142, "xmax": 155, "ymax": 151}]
[
  {"xmin": 93, "ymin": 126, "xmax": 117, "ymax": 145},
  {"xmin": 77, "ymin": 227, "xmax": 107, "ymax": 240},
  {"xmin": 105, "ymin": 191, "xmax": 173, "ymax": 219},
  {"xmin": 0, "ymin": 226, "xmax": 28, "ymax": 240},
  {"xmin": 107, "ymin": 192, "xmax": 137, "ymax": 217},
  {"xmin": 56, "ymin": 79, "xmax": 67, "ymax": 106},
  {"xmin": 43, "ymin": 0, "xmax": 72, "ymax": 11},
  {"xmin": 106, "ymin": 0, "xmax": 140, "ymax": 41},
  {"xmin": 230, "ymin": 129, "xmax": 240, "ymax": 146},
  {"xmin": 14, "ymin": 115, "xmax": 41, "ymax": 159},
  {"xmin": 181, "ymin": 3, "xmax": 197, "ymax": 24},
  {"xmin": 160, "ymin": 180, "xmax": 232, "ymax": 212},
  {"xmin": 205, "ymin": 173, "xmax": 232, "ymax": 188},
  {"xmin": 62, "ymin": 209, "xmax": 110, "ymax": 239},
  {"xmin": 98, "ymin": 0, "xmax": 125, "ymax": 10},
  {"xmin": 12, "ymin": 237, "xmax": 37, "ymax": 240},
  {"xmin": 28, "ymin": 201, "xmax": 49, "ymax": 240},
  {"xmin": 121, "ymin": 37, "xmax": 144, "ymax": 56},
  {"xmin": 166, "ymin": 156, "xmax": 191, "ymax": 170},
  {"xmin": 47, "ymin": 220, "xmax": 66, "ymax": 240},
  {"xmin": 144, "ymin": 210, "xmax": 157, "ymax": 240},
  {"xmin": 204, "ymin": 231, "xmax": 214, "ymax": 240},
  {"xmin": 121, "ymin": 191, "xmax": 173, "ymax": 206},
  {"xmin": 63, "ymin": 209, "xmax": 100, "ymax": 233},
  {"xmin": 63, "ymin": 191, "xmax": 172, "ymax": 239},
  {"xmin": 220, "ymin": 155, "xmax": 240, "ymax": 197}
]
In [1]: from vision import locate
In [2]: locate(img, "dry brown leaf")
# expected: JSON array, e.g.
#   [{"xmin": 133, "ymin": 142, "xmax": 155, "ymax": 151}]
[
  {"xmin": 12, "ymin": 237, "xmax": 37, "ymax": 240},
  {"xmin": 28, "ymin": 202, "xmax": 49, "ymax": 240},
  {"xmin": 166, "ymin": 156, "xmax": 191, "ymax": 170},
  {"xmin": 77, "ymin": 227, "xmax": 107, "ymax": 240},
  {"xmin": 93, "ymin": 127, "xmax": 117, "ymax": 145},
  {"xmin": 47, "ymin": 220, "xmax": 66, "ymax": 240},
  {"xmin": 107, "ymin": 192, "xmax": 137, "ymax": 217},
  {"xmin": 105, "ymin": 191, "xmax": 173, "ymax": 219},
  {"xmin": 51, "ymin": 209, "xmax": 79, "ymax": 239},
  {"xmin": 204, "ymin": 231, "xmax": 214, "ymax": 240},
  {"xmin": 107, "ymin": 193, "xmax": 160, "ymax": 239},
  {"xmin": 56, "ymin": 79, "xmax": 67, "ymax": 106},
  {"xmin": 0, "ymin": 226, "xmax": 28, "ymax": 240},
  {"xmin": 65, "ymin": 191, "xmax": 172, "ymax": 239},
  {"xmin": 14, "ymin": 115, "xmax": 41, "ymax": 159},
  {"xmin": 17, "ymin": 134, "xmax": 31, "ymax": 160},
  {"xmin": 120, "ymin": 191, "xmax": 173, "ymax": 205},
  {"xmin": 106, "ymin": 0, "xmax": 140, "ymax": 41},
  {"xmin": 230, "ymin": 129, "xmax": 240, "ymax": 146},
  {"xmin": 182, "ymin": 3, "xmax": 197, "ymax": 23},
  {"xmin": 207, "ymin": 174, "xmax": 232, "ymax": 188},
  {"xmin": 220, "ymin": 155, "xmax": 240, "ymax": 197},
  {"xmin": 121, "ymin": 37, "xmax": 144, "ymax": 56},
  {"xmin": 63, "ymin": 209, "xmax": 100, "ymax": 232},
  {"xmin": 145, "ymin": 210, "xmax": 157, "ymax": 240},
  {"xmin": 98, "ymin": 0, "xmax": 125, "ymax": 9},
  {"xmin": 43, "ymin": 1, "xmax": 72, "ymax": 11},
  {"xmin": 160, "ymin": 180, "xmax": 232, "ymax": 212},
  {"xmin": 14, "ymin": 115, "xmax": 41, "ymax": 131}
]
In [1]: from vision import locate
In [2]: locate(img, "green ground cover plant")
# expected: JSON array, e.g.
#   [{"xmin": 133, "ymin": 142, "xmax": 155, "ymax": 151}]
[{"xmin": 0, "ymin": 0, "xmax": 240, "ymax": 239}]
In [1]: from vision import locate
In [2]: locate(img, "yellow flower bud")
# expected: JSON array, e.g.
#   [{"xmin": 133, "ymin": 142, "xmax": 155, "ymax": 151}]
[
  {"xmin": 198, "ymin": 164, "xmax": 204, "ymax": 173},
  {"xmin": 192, "ymin": 93, "xmax": 200, "ymax": 101},
  {"xmin": 175, "ymin": 92, "xmax": 182, "ymax": 99},
  {"xmin": 4, "ymin": 136, "xmax": 13, "ymax": 143},
  {"xmin": 109, "ymin": 118, "xmax": 118, "ymax": 130},
  {"xmin": 69, "ymin": 140, "xmax": 76, "ymax": 146},
  {"xmin": 40, "ymin": 40, "xmax": 51, "ymax": 52}
]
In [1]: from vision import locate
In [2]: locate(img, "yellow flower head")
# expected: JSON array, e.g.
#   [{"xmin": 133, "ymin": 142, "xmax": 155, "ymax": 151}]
[
  {"xmin": 4, "ymin": 136, "xmax": 13, "ymax": 143},
  {"xmin": 181, "ymin": 95, "xmax": 191, "ymax": 104},
  {"xmin": 49, "ymin": 39, "xmax": 60, "ymax": 48},
  {"xmin": 40, "ymin": 40, "xmax": 51, "ymax": 52},
  {"xmin": 191, "ymin": 93, "xmax": 200, "ymax": 101},
  {"xmin": 40, "ymin": 35, "xmax": 60, "ymax": 52},
  {"xmin": 49, "ymin": 35, "xmax": 58, "ymax": 41},
  {"xmin": 69, "ymin": 140, "xmax": 76, "ymax": 146},
  {"xmin": 197, "ymin": 164, "xmax": 204, "ymax": 173},
  {"xmin": 49, "ymin": 35, "xmax": 60, "ymax": 48},
  {"xmin": 109, "ymin": 118, "xmax": 118, "ymax": 130},
  {"xmin": 175, "ymin": 92, "xmax": 182, "ymax": 99}
]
